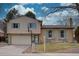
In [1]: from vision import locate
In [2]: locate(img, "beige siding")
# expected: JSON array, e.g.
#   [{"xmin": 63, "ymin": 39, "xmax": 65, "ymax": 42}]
[
  {"xmin": 66, "ymin": 29, "xmax": 73, "ymax": 42},
  {"xmin": 39, "ymin": 29, "xmax": 73, "ymax": 43},
  {"xmin": 7, "ymin": 17, "xmax": 41, "ymax": 34},
  {"xmin": 7, "ymin": 16, "xmax": 73, "ymax": 44},
  {"xmin": 8, "ymin": 35, "xmax": 11, "ymax": 44}
]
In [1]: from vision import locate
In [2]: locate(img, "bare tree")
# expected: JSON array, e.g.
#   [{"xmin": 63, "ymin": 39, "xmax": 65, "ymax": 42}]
[{"xmin": 41, "ymin": 3, "xmax": 79, "ymax": 25}]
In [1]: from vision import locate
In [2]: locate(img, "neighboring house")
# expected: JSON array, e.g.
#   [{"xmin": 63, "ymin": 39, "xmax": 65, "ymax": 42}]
[
  {"xmin": 0, "ymin": 29, "xmax": 5, "ymax": 42},
  {"xmin": 6, "ymin": 16, "xmax": 73, "ymax": 45},
  {"xmin": 0, "ymin": 20, "xmax": 5, "ymax": 42}
]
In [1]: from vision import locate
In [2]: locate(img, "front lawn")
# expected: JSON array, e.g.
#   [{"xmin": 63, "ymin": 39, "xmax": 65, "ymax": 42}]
[{"xmin": 36, "ymin": 43, "xmax": 79, "ymax": 53}]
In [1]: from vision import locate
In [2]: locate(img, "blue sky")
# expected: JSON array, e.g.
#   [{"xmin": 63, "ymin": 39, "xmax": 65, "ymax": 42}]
[
  {"xmin": 0, "ymin": 3, "xmax": 60, "ymax": 18},
  {"xmin": 0, "ymin": 3, "xmax": 78, "ymax": 25}
]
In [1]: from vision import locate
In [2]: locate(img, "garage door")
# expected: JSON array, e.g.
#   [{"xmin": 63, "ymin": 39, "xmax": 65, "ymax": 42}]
[{"xmin": 11, "ymin": 35, "xmax": 31, "ymax": 45}]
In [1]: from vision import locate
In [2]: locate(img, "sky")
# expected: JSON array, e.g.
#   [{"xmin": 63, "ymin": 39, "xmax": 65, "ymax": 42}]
[
  {"xmin": 0, "ymin": 3, "xmax": 78, "ymax": 25},
  {"xmin": 0, "ymin": 3, "xmax": 60, "ymax": 18}
]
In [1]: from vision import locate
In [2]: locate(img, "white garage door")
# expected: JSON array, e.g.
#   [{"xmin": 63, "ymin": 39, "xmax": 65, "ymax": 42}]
[{"xmin": 11, "ymin": 35, "xmax": 31, "ymax": 45}]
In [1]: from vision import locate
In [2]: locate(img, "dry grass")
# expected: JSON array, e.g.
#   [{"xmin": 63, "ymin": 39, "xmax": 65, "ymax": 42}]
[{"xmin": 36, "ymin": 43, "xmax": 79, "ymax": 53}]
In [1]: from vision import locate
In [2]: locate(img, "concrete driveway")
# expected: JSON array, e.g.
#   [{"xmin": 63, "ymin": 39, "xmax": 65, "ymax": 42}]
[{"xmin": 0, "ymin": 42, "xmax": 30, "ymax": 56}]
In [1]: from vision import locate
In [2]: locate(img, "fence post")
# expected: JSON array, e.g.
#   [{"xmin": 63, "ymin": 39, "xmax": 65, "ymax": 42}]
[{"xmin": 44, "ymin": 36, "xmax": 46, "ymax": 53}]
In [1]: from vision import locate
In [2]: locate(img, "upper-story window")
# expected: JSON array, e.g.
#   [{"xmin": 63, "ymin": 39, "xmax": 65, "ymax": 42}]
[
  {"xmin": 48, "ymin": 30, "xmax": 52, "ymax": 38},
  {"xmin": 12, "ymin": 23, "xmax": 20, "ymax": 28},
  {"xmin": 29, "ymin": 23, "xmax": 37, "ymax": 29},
  {"xmin": 60, "ymin": 30, "xmax": 64, "ymax": 38}
]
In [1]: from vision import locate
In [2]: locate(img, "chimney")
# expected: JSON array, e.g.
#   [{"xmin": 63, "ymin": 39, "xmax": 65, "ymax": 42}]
[{"xmin": 66, "ymin": 17, "xmax": 73, "ymax": 27}]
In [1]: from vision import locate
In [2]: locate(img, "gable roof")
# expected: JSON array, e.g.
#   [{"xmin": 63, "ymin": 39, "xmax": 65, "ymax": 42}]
[
  {"xmin": 42, "ymin": 25, "xmax": 74, "ymax": 29},
  {"xmin": 5, "ymin": 16, "xmax": 42, "ymax": 23}
]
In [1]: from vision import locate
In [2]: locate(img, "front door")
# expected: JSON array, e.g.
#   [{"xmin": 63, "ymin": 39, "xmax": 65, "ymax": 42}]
[
  {"xmin": 34, "ymin": 35, "xmax": 39, "ymax": 44},
  {"xmin": 32, "ymin": 35, "xmax": 39, "ymax": 44}
]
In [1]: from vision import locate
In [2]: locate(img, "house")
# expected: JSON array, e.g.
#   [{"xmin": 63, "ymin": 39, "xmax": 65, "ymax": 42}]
[
  {"xmin": 6, "ymin": 16, "xmax": 73, "ymax": 45},
  {"xmin": 6, "ymin": 16, "xmax": 42, "ymax": 45},
  {"xmin": 0, "ymin": 29, "xmax": 5, "ymax": 42},
  {"xmin": 0, "ymin": 20, "xmax": 5, "ymax": 42},
  {"xmin": 40, "ymin": 25, "xmax": 73, "ymax": 43},
  {"xmin": 40, "ymin": 17, "xmax": 73, "ymax": 43}
]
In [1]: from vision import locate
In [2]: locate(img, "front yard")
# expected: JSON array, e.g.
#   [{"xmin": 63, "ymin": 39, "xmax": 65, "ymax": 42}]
[
  {"xmin": 36, "ymin": 42, "xmax": 79, "ymax": 53},
  {"xmin": 1, "ymin": 42, "xmax": 79, "ymax": 55}
]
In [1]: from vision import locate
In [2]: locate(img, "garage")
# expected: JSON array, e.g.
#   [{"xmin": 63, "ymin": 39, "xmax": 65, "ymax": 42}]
[{"xmin": 11, "ymin": 35, "xmax": 31, "ymax": 45}]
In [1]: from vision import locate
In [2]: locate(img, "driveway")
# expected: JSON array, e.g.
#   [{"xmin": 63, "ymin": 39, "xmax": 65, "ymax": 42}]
[{"xmin": 0, "ymin": 43, "xmax": 31, "ymax": 56}]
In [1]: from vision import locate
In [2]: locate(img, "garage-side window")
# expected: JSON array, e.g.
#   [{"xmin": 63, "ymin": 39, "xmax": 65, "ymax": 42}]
[{"xmin": 12, "ymin": 23, "xmax": 20, "ymax": 28}]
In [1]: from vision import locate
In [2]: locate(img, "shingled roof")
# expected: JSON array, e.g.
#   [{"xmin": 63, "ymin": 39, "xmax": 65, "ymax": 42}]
[{"xmin": 42, "ymin": 25, "xmax": 74, "ymax": 29}]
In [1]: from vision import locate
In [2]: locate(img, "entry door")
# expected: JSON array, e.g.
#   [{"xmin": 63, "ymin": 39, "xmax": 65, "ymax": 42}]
[
  {"xmin": 34, "ymin": 35, "xmax": 39, "ymax": 44},
  {"xmin": 32, "ymin": 35, "xmax": 39, "ymax": 44}
]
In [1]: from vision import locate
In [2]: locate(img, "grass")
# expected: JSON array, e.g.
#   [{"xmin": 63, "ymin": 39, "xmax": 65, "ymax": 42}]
[{"xmin": 36, "ymin": 42, "xmax": 79, "ymax": 53}]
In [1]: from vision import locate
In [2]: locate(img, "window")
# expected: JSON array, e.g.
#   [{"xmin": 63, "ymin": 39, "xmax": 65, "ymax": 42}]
[
  {"xmin": 48, "ymin": 30, "xmax": 52, "ymax": 38},
  {"xmin": 12, "ymin": 23, "xmax": 20, "ymax": 28},
  {"xmin": 29, "ymin": 23, "xmax": 36, "ymax": 29},
  {"xmin": 60, "ymin": 30, "xmax": 64, "ymax": 38}
]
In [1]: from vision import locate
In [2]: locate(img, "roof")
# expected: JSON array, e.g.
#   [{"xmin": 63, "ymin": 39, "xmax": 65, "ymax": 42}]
[
  {"xmin": 42, "ymin": 25, "xmax": 74, "ymax": 29},
  {"xmin": 5, "ymin": 16, "xmax": 42, "ymax": 23}
]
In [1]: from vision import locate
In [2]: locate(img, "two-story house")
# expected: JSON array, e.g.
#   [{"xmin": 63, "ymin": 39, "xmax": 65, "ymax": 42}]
[
  {"xmin": 6, "ymin": 16, "xmax": 42, "ymax": 45},
  {"xmin": 6, "ymin": 16, "xmax": 73, "ymax": 45}
]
